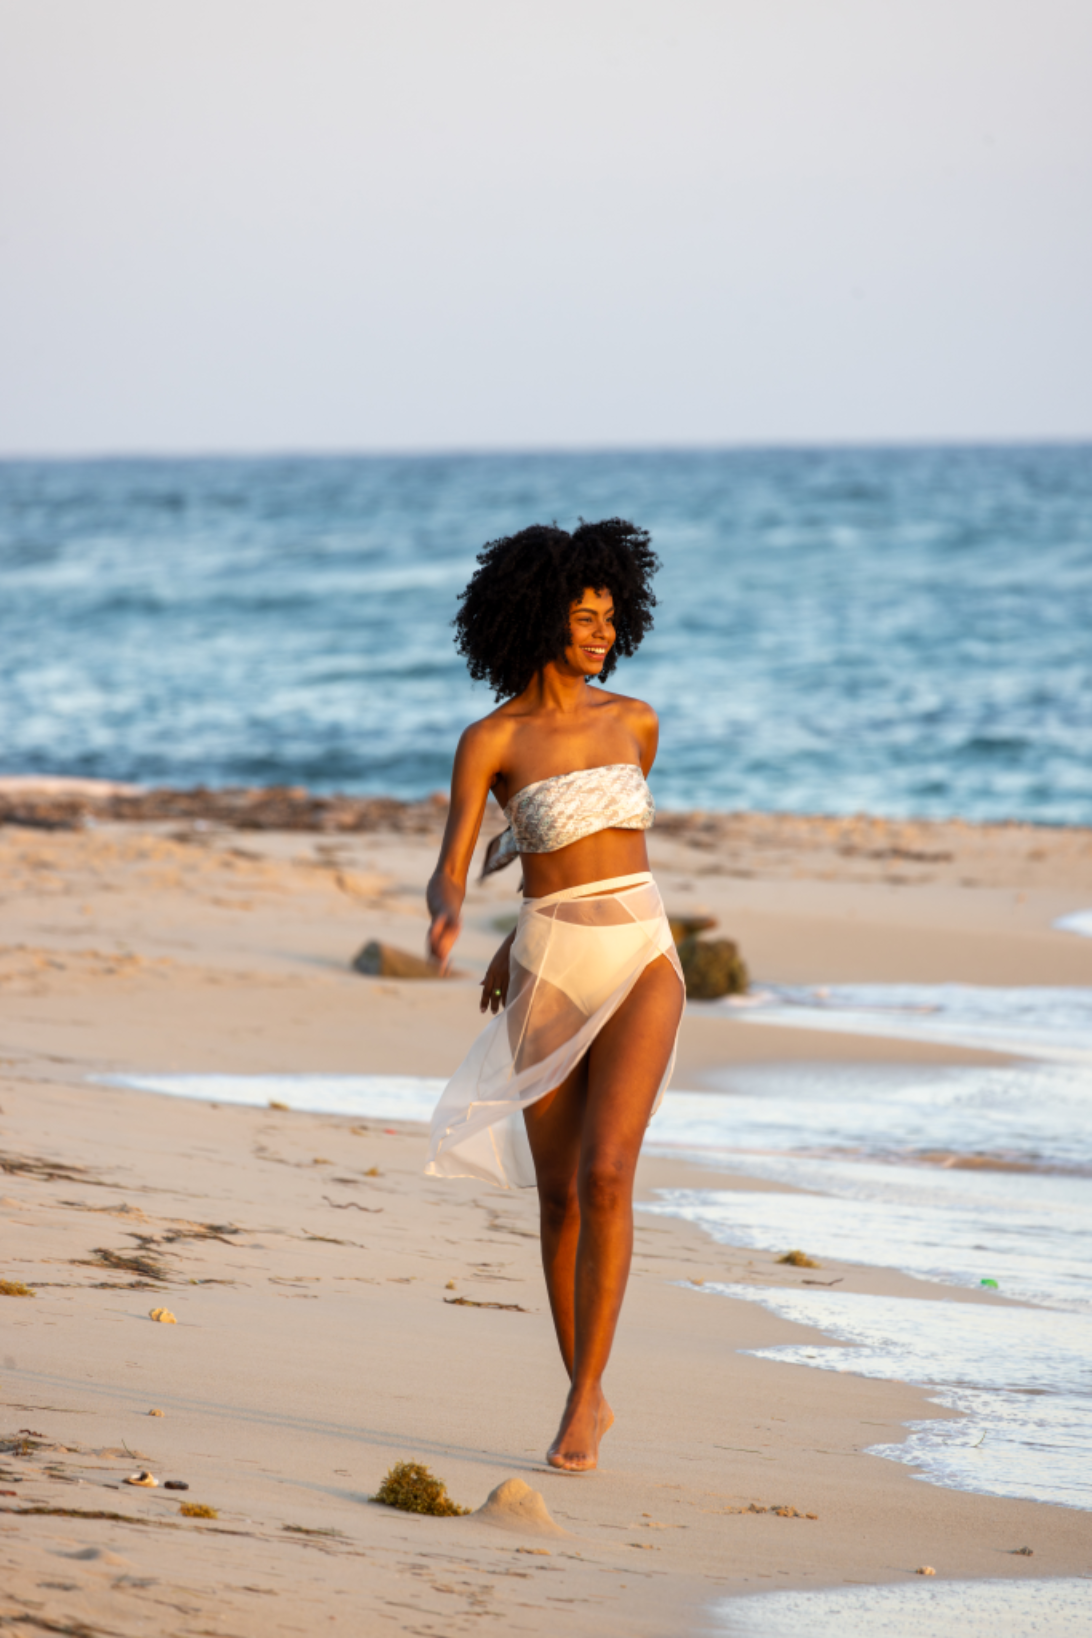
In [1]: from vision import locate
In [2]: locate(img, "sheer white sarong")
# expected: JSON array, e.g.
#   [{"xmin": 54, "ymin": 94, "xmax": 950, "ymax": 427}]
[{"xmin": 425, "ymin": 872, "xmax": 683, "ymax": 1188}]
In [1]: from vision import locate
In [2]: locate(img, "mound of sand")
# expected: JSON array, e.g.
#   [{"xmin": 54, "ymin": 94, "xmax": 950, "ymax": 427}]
[{"xmin": 472, "ymin": 1478, "xmax": 567, "ymax": 1536}]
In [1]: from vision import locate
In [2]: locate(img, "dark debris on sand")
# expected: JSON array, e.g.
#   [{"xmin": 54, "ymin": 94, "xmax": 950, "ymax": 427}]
[{"xmin": 0, "ymin": 785, "xmax": 451, "ymax": 835}]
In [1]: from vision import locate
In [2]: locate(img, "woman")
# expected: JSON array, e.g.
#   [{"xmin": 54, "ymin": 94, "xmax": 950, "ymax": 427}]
[{"xmin": 425, "ymin": 519, "xmax": 684, "ymax": 1473}]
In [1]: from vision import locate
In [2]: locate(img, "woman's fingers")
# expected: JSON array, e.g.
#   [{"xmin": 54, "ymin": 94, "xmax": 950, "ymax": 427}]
[
  {"xmin": 480, "ymin": 963, "xmax": 508, "ymax": 1013},
  {"xmin": 429, "ymin": 912, "xmax": 460, "ymax": 972}
]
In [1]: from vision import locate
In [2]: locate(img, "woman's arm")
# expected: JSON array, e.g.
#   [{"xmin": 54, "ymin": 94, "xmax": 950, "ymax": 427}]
[
  {"xmin": 426, "ymin": 718, "xmax": 505, "ymax": 970},
  {"xmin": 632, "ymin": 699, "xmax": 660, "ymax": 778}
]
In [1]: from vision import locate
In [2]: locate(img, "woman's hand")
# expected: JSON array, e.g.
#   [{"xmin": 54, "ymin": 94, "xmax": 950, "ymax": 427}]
[
  {"xmin": 480, "ymin": 930, "xmax": 515, "ymax": 1014},
  {"xmin": 428, "ymin": 903, "xmax": 461, "ymax": 973}
]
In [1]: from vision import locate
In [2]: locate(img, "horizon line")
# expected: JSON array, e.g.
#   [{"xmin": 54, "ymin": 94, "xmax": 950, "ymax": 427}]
[{"xmin": 2, "ymin": 434, "xmax": 1091, "ymax": 465}]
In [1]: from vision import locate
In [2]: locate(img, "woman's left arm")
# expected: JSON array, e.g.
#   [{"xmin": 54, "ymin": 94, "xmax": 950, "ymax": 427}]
[{"xmin": 633, "ymin": 700, "xmax": 660, "ymax": 778}]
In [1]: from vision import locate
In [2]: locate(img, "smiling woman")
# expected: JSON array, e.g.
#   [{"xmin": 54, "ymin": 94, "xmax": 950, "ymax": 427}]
[{"xmin": 423, "ymin": 517, "xmax": 684, "ymax": 1473}]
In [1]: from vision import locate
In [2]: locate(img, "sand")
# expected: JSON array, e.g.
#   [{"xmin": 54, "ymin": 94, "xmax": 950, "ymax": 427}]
[{"xmin": 1, "ymin": 796, "xmax": 1090, "ymax": 1634}]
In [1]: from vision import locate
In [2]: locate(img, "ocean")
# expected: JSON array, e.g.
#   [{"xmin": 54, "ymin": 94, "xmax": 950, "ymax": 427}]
[{"xmin": 2, "ymin": 445, "xmax": 1091, "ymax": 824}]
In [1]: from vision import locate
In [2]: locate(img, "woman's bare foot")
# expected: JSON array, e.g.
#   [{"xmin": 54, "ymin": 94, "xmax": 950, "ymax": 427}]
[{"xmin": 547, "ymin": 1389, "xmax": 614, "ymax": 1472}]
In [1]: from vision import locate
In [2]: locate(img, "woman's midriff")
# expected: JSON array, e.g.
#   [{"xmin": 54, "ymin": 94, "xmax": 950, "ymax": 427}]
[{"xmin": 519, "ymin": 828, "xmax": 652, "ymax": 900}]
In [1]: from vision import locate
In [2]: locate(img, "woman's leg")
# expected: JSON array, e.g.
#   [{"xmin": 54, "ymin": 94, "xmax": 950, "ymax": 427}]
[
  {"xmin": 527, "ymin": 954, "xmax": 683, "ymax": 1470},
  {"xmin": 522, "ymin": 1056, "xmax": 588, "ymax": 1377}
]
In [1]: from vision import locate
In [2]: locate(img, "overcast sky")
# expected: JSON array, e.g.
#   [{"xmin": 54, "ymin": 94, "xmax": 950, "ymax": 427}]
[{"xmin": 2, "ymin": 0, "xmax": 1090, "ymax": 454}]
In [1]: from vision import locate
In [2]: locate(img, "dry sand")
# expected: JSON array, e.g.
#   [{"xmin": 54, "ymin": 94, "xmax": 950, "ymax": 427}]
[{"xmin": 1, "ymin": 797, "xmax": 1091, "ymax": 1634}]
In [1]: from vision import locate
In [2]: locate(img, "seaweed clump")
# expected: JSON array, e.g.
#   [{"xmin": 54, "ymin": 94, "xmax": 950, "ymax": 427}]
[
  {"xmin": 778, "ymin": 1249, "xmax": 820, "ymax": 1268},
  {"xmin": 372, "ymin": 1461, "xmax": 469, "ymax": 1516},
  {"xmin": 0, "ymin": 1280, "xmax": 35, "ymax": 1297}
]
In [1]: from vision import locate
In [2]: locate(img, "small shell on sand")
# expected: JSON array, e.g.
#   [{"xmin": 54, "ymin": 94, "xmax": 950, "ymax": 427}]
[
  {"xmin": 125, "ymin": 1471, "xmax": 158, "ymax": 1487},
  {"xmin": 148, "ymin": 1408, "xmax": 164, "ymax": 1416},
  {"xmin": 916, "ymin": 1565, "xmax": 937, "ymax": 1575},
  {"xmin": 473, "ymin": 1478, "xmax": 566, "ymax": 1537},
  {"xmin": 149, "ymin": 1308, "xmax": 177, "ymax": 1324}
]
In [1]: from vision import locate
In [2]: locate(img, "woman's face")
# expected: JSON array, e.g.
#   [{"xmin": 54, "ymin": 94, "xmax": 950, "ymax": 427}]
[{"xmin": 563, "ymin": 586, "xmax": 615, "ymax": 678}]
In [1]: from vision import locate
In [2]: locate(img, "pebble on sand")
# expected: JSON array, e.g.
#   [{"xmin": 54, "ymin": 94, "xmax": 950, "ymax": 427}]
[{"xmin": 352, "ymin": 940, "xmax": 442, "ymax": 979}]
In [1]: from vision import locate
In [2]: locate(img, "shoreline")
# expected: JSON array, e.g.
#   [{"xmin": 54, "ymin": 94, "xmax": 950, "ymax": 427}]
[
  {"xmin": 3, "ymin": 1076, "xmax": 1089, "ymax": 1638},
  {"xmin": 1, "ymin": 790, "xmax": 1089, "ymax": 1631}
]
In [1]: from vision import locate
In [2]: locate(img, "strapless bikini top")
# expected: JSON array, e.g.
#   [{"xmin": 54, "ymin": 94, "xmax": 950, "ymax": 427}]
[{"xmin": 481, "ymin": 763, "xmax": 654, "ymax": 877}]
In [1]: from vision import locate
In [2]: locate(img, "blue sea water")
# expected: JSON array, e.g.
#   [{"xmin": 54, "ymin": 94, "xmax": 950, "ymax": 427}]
[{"xmin": 2, "ymin": 445, "xmax": 1091, "ymax": 822}]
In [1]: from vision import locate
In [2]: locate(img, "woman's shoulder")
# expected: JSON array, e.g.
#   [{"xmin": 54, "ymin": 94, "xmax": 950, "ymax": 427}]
[
  {"xmin": 595, "ymin": 688, "xmax": 658, "ymax": 728},
  {"xmin": 457, "ymin": 703, "xmax": 520, "ymax": 755}
]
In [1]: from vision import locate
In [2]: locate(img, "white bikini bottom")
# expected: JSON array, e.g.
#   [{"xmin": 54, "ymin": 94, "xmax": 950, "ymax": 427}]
[{"xmin": 425, "ymin": 873, "xmax": 683, "ymax": 1188}]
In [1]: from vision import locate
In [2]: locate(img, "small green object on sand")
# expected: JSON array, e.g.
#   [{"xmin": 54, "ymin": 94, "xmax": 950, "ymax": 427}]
[
  {"xmin": 980, "ymin": 1278, "xmax": 999, "ymax": 1288},
  {"xmin": 372, "ymin": 1462, "xmax": 469, "ymax": 1516}
]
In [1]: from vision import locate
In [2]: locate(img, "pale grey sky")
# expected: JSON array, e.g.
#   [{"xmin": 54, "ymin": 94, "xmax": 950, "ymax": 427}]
[{"xmin": 2, "ymin": 0, "xmax": 1090, "ymax": 453}]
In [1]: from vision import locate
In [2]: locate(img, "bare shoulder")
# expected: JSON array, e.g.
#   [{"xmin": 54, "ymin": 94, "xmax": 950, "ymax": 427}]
[
  {"xmin": 595, "ymin": 688, "xmax": 658, "ymax": 732},
  {"xmin": 456, "ymin": 704, "xmax": 518, "ymax": 761}
]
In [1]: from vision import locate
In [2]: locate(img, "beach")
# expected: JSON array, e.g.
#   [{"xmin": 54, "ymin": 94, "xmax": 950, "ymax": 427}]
[{"xmin": 2, "ymin": 789, "xmax": 1090, "ymax": 1634}]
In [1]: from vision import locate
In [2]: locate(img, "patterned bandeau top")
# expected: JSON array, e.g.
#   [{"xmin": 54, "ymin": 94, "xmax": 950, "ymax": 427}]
[{"xmin": 482, "ymin": 763, "xmax": 654, "ymax": 877}]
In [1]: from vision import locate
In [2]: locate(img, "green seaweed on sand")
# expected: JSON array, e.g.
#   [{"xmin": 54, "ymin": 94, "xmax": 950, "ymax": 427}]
[
  {"xmin": 778, "ymin": 1249, "xmax": 821, "ymax": 1268},
  {"xmin": 372, "ymin": 1462, "xmax": 469, "ymax": 1517},
  {"xmin": 444, "ymin": 1294, "xmax": 528, "ymax": 1311},
  {"xmin": 79, "ymin": 1247, "xmax": 171, "ymax": 1282},
  {"xmin": 0, "ymin": 1505, "xmax": 175, "ymax": 1526}
]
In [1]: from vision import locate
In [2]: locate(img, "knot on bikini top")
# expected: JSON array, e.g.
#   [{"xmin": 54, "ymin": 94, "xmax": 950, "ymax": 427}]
[{"xmin": 481, "ymin": 763, "xmax": 654, "ymax": 877}]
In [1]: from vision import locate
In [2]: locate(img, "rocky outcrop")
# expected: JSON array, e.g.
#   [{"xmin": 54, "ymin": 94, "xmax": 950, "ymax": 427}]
[
  {"xmin": 665, "ymin": 910, "xmax": 749, "ymax": 999},
  {"xmin": 676, "ymin": 933, "xmax": 749, "ymax": 999},
  {"xmin": 0, "ymin": 783, "xmax": 451, "ymax": 835}
]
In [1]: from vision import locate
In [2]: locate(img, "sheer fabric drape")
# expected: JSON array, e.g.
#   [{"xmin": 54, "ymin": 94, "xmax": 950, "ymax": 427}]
[{"xmin": 426, "ymin": 873, "xmax": 683, "ymax": 1187}]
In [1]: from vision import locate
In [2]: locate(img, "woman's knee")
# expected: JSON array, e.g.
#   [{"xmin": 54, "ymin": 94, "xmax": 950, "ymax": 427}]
[
  {"xmin": 579, "ymin": 1151, "xmax": 633, "ymax": 1217},
  {"xmin": 537, "ymin": 1173, "xmax": 579, "ymax": 1232}
]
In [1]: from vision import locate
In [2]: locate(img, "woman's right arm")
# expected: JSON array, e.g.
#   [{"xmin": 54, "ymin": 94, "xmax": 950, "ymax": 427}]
[{"xmin": 426, "ymin": 719, "xmax": 504, "ymax": 971}]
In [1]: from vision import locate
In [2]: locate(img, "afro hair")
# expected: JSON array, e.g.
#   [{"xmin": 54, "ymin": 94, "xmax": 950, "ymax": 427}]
[{"xmin": 453, "ymin": 518, "xmax": 659, "ymax": 700}]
